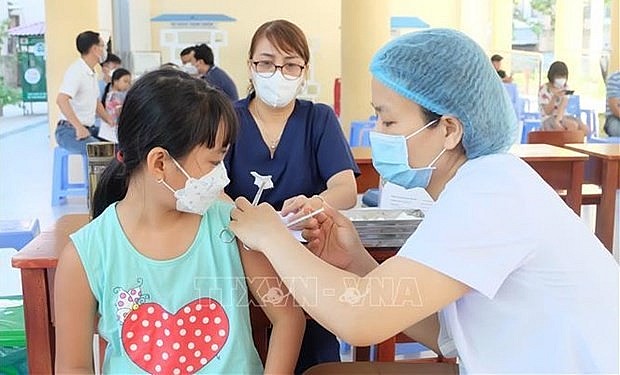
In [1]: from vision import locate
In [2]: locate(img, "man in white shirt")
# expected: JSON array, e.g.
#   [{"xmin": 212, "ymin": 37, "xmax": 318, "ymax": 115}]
[{"xmin": 55, "ymin": 30, "xmax": 114, "ymax": 155}]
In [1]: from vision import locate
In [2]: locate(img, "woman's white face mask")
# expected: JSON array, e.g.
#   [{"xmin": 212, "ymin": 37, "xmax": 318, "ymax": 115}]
[
  {"xmin": 252, "ymin": 70, "xmax": 304, "ymax": 108},
  {"xmin": 553, "ymin": 78, "xmax": 567, "ymax": 89}
]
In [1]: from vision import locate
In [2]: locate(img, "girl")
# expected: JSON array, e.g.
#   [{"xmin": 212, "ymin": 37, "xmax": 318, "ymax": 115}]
[
  {"xmin": 538, "ymin": 61, "xmax": 589, "ymax": 135},
  {"xmin": 102, "ymin": 68, "xmax": 131, "ymax": 125},
  {"xmin": 55, "ymin": 69, "xmax": 305, "ymax": 374}
]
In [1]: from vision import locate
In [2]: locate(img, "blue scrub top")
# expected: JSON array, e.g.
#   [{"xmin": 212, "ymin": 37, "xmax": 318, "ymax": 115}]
[{"xmin": 225, "ymin": 94, "xmax": 360, "ymax": 210}]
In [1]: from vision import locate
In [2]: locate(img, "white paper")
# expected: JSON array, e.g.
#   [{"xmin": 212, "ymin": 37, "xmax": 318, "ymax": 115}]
[
  {"xmin": 98, "ymin": 121, "xmax": 118, "ymax": 143},
  {"xmin": 279, "ymin": 211, "xmax": 307, "ymax": 242},
  {"xmin": 379, "ymin": 182, "xmax": 434, "ymax": 213}
]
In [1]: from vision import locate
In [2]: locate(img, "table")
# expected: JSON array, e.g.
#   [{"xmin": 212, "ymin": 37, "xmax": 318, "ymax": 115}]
[
  {"xmin": 11, "ymin": 214, "xmax": 400, "ymax": 373},
  {"xmin": 563, "ymin": 143, "xmax": 620, "ymax": 252},
  {"xmin": 11, "ymin": 214, "xmax": 85, "ymax": 374},
  {"xmin": 352, "ymin": 145, "xmax": 589, "ymax": 215}
]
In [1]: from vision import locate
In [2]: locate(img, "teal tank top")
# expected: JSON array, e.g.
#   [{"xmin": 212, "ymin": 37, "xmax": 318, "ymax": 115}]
[{"xmin": 71, "ymin": 200, "xmax": 263, "ymax": 374}]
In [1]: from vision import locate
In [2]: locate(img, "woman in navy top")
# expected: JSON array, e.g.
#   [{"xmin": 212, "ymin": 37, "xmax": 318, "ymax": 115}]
[{"xmin": 224, "ymin": 19, "xmax": 359, "ymax": 374}]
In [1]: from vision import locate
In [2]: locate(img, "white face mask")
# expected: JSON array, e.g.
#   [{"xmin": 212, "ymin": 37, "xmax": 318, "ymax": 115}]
[
  {"xmin": 181, "ymin": 63, "xmax": 199, "ymax": 76},
  {"xmin": 159, "ymin": 159, "xmax": 230, "ymax": 215},
  {"xmin": 252, "ymin": 70, "xmax": 303, "ymax": 108},
  {"xmin": 98, "ymin": 47, "xmax": 108, "ymax": 65},
  {"xmin": 553, "ymin": 78, "xmax": 567, "ymax": 89}
]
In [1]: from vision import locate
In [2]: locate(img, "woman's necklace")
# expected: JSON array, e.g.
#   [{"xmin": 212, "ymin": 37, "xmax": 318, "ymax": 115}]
[{"xmin": 252, "ymin": 101, "xmax": 286, "ymax": 151}]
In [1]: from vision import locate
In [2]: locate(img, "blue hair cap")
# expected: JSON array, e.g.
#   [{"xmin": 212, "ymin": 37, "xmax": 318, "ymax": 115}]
[{"xmin": 370, "ymin": 28, "xmax": 518, "ymax": 159}]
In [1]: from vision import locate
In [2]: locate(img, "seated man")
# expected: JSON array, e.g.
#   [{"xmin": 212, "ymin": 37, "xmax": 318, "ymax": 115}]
[{"xmin": 604, "ymin": 71, "xmax": 620, "ymax": 136}]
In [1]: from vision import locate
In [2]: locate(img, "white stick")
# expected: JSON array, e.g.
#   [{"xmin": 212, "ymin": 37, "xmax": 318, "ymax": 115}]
[{"xmin": 285, "ymin": 207, "xmax": 325, "ymax": 228}]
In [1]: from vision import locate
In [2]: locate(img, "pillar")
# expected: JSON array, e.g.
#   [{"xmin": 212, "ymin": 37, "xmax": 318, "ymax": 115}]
[
  {"xmin": 611, "ymin": 0, "xmax": 620, "ymax": 73},
  {"xmin": 490, "ymin": 0, "xmax": 514, "ymax": 73},
  {"xmin": 44, "ymin": 0, "xmax": 100, "ymax": 144},
  {"xmin": 340, "ymin": 0, "xmax": 390, "ymax": 138},
  {"xmin": 554, "ymin": 0, "xmax": 584, "ymax": 79}
]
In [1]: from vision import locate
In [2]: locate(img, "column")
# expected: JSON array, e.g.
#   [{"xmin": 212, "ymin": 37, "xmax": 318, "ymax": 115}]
[
  {"xmin": 589, "ymin": 0, "xmax": 605, "ymax": 79},
  {"xmin": 554, "ymin": 0, "xmax": 584, "ymax": 78},
  {"xmin": 44, "ymin": 0, "xmax": 100, "ymax": 144},
  {"xmin": 458, "ymin": 0, "xmax": 492, "ymax": 52},
  {"xmin": 611, "ymin": 0, "xmax": 620, "ymax": 73},
  {"xmin": 340, "ymin": 0, "xmax": 390, "ymax": 139},
  {"xmin": 490, "ymin": 0, "xmax": 514, "ymax": 72}
]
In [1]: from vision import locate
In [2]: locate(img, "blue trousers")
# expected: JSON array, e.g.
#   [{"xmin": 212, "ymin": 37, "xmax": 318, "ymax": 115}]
[
  {"xmin": 604, "ymin": 115, "xmax": 620, "ymax": 137},
  {"xmin": 55, "ymin": 120, "xmax": 100, "ymax": 155}
]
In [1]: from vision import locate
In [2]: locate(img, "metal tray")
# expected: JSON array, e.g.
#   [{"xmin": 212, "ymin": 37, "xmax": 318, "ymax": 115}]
[{"xmin": 341, "ymin": 208, "xmax": 424, "ymax": 248}]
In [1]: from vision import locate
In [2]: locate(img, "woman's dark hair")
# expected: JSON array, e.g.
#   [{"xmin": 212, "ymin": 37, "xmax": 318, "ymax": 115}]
[
  {"xmin": 101, "ymin": 68, "xmax": 131, "ymax": 106},
  {"xmin": 93, "ymin": 69, "xmax": 238, "ymax": 218},
  {"xmin": 547, "ymin": 61, "xmax": 569, "ymax": 82}
]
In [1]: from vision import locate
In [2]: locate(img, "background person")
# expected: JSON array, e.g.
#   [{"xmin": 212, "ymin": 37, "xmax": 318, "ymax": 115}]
[
  {"xmin": 98, "ymin": 53, "xmax": 122, "ymax": 99},
  {"xmin": 224, "ymin": 19, "xmax": 359, "ymax": 374},
  {"xmin": 538, "ymin": 61, "xmax": 589, "ymax": 135},
  {"xmin": 604, "ymin": 70, "xmax": 620, "ymax": 136},
  {"xmin": 179, "ymin": 46, "xmax": 199, "ymax": 76},
  {"xmin": 101, "ymin": 68, "xmax": 132, "ymax": 126},
  {"xmin": 490, "ymin": 54, "xmax": 512, "ymax": 83},
  {"xmin": 55, "ymin": 30, "xmax": 115, "ymax": 155},
  {"xmin": 193, "ymin": 43, "xmax": 239, "ymax": 101}
]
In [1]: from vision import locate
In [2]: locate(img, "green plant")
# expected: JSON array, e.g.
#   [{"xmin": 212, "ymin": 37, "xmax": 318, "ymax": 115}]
[
  {"xmin": 530, "ymin": 0, "xmax": 556, "ymax": 28},
  {"xmin": 0, "ymin": 77, "xmax": 21, "ymax": 106}
]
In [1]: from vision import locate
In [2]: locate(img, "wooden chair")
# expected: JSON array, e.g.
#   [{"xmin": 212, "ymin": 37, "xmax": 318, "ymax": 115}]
[
  {"xmin": 526, "ymin": 130, "xmax": 585, "ymax": 146},
  {"xmin": 372, "ymin": 334, "xmax": 456, "ymax": 363}
]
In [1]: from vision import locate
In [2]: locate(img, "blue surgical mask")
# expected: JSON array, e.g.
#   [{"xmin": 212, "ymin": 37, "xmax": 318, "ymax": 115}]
[{"xmin": 369, "ymin": 119, "xmax": 446, "ymax": 189}]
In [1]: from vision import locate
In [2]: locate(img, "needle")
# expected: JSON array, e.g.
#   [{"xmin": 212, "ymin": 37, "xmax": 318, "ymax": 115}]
[{"xmin": 285, "ymin": 207, "xmax": 325, "ymax": 228}]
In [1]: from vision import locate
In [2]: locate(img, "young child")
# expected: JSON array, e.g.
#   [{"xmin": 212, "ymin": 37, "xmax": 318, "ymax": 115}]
[
  {"xmin": 102, "ymin": 68, "xmax": 131, "ymax": 125},
  {"xmin": 54, "ymin": 69, "xmax": 305, "ymax": 374}
]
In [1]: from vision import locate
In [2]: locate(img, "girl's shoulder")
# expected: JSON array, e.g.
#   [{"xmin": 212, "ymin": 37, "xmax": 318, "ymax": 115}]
[{"xmin": 203, "ymin": 199, "xmax": 234, "ymax": 229}]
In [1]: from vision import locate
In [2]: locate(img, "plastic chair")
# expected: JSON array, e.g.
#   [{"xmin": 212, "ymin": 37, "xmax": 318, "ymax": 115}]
[
  {"xmin": 0, "ymin": 219, "xmax": 40, "ymax": 250},
  {"xmin": 503, "ymin": 83, "xmax": 519, "ymax": 119},
  {"xmin": 588, "ymin": 136, "xmax": 620, "ymax": 144},
  {"xmin": 361, "ymin": 188, "xmax": 380, "ymax": 207},
  {"xmin": 565, "ymin": 95, "xmax": 596, "ymax": 133},
  {"xmin": 521, "ymin": 119, "xmax": 541, "ymax": 143},
  {"xmin": 349, "ymin": 119, "xmax": 376, "ymax": 147},
  {"xmin": 51, "ymin": 147, "xmax": 89, "ymax": 206}
]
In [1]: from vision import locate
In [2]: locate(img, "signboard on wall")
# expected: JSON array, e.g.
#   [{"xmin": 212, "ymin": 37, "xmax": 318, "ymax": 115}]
[{"xmin": 17, "ymin": 35, "xmax": 47, "ymax": 102}]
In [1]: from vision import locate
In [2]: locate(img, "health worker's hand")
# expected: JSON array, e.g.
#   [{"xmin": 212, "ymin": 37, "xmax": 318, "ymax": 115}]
[{"xmin": 230, "ymin": 197, "xmax": 290, "ymax": 252}]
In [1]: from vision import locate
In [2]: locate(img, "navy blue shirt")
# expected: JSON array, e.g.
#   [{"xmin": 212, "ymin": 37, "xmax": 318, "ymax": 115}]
[
  {"xmin": 225, "ymin": 95, "xmax": 359, "ymax": 210},
  {"xmin": 203, "ymin": 66, "xmax": 239, "ymax": 101}
]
